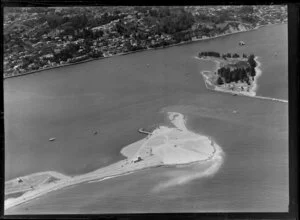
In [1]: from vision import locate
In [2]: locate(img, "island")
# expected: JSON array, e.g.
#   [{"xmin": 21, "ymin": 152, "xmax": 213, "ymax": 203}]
[
  {"xmin": 197, "ymin": 51, "xmax": 261, "ymax": 96},
  {"xmin": 5, "ymin": 112, "xmax": 224, "ymax": 210}
]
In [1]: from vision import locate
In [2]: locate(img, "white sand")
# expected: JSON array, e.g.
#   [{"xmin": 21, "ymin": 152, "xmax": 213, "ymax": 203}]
[
  {"xmin": 122, "ymin": 112, "xmax": 216, "ymax": 166},
  {"xmin": 5, "ymin": 171, "xmax": 70, "ymax": 195},
  {"xmin": 5, "ymin": 112, "xmax": 221, "ymax": 211}
]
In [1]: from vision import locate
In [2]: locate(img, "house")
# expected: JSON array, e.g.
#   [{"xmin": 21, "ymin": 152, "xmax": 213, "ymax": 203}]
[{"xmin": 132, "ymin": 156, "xmax": 142, "ymax": 163}]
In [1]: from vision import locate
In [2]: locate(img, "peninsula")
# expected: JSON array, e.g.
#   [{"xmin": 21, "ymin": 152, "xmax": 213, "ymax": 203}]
[
  {"xmin": 5, "ymin": 112, "xmax": 223, "ymax": 210},
  {"xmin": 197, "ymin": 51, "xmax": 260, "ymax": 96}
]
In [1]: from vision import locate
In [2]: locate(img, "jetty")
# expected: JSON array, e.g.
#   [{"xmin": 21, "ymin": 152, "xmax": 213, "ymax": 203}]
[
  {"xmin": 200, "ymin": 72, "xmax": 288, "ymax": 103},
  {"xmin": 138, "ymin": 128, "xmax": 152, "ymax": 135}
]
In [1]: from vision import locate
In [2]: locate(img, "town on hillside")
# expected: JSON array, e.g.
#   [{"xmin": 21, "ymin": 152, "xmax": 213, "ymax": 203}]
[{"xmin": 3, "ymin": 5, "xmax": 287, "ymax": 78}]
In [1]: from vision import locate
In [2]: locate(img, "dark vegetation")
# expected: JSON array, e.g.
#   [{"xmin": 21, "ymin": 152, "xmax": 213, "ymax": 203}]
[{"xmin": 199, "ymin": 51, "xmax": 257, "ymax": 85}]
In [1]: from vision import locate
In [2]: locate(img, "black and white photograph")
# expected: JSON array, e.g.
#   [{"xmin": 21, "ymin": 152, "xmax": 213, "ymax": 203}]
[{"xmin": 3, "ymin": 5, "xmax": 294, "ymax": 215}]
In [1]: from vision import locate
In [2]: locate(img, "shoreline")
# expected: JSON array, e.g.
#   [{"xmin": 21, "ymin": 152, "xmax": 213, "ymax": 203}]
[
  {"xmin": 3, "ymin": 23, "xmax": 286, "ymax": 80},
  {"xmin": 5, "ymin": 112, "xmax": 223, "ymax": 211},
  {"xmin": 196, "ymin": 56, "xmax": 288, "ymax": 103}
]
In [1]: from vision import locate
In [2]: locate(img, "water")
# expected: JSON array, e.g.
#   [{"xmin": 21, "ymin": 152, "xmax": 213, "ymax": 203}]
[{"xmin": 4, "ymin": 24, "xmax": 288, "ymax": 213}]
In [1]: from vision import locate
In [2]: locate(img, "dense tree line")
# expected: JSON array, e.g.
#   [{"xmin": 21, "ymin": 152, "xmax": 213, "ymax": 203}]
[
  {"xmin": 203, "ymin": 52, "xmax": 258, "ymax": 85},
  {"xmin": 44, "ymin": 12, "xmax": 126, "ymax": 31},
  {"xmin": 247, "ymin": 54, "xmax": 256, "ymax": 77},
  {"xmin": 199, "ymin": 51, "xmax": 250, "ymax": 60},
  {"xmin": 216, "ymin": 67, "xmax": 250, "ymax": 85},
  {"xmin": 140, "ymin": 6, "xmax": 194, "ymax": 36},
  {"xmin": 199, "ymin": 51, "xmax": 221, "ymax": 57},
  {"xmin": 157, "ymin": 10, "xmax": 194, "ymax": 35}
]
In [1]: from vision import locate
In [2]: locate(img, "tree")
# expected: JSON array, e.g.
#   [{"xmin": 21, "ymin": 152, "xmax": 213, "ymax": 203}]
[
  {"xmin": 232, "ymin": 53, "xmax": 239, "ymax": 58},
  {"xmin": 248, "ymin": 54, "xmax": 256, "ymax": 68},
  {"xmin": 217, "ymin": 76, "xmax": 224, "ymax": 85},
  {"xmin": 199, "ymin": 51, "xmax": 220, "ymax": 57}
]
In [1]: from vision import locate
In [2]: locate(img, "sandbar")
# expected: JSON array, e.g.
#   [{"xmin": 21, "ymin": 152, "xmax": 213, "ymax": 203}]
[{"xmin": 5, "ymin": 112, "xmax": 221, "ymax": 211}]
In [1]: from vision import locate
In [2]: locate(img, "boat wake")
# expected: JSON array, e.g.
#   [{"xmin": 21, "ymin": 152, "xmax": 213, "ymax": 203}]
[{"xmin": 152, "ymin": 144, "xmax": 225, "ymax": 193}]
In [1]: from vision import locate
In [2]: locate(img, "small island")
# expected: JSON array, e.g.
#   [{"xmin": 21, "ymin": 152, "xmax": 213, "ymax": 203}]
[{"xmin": 197, "ymin": 51, "xmax": 260, "ymax": 96}]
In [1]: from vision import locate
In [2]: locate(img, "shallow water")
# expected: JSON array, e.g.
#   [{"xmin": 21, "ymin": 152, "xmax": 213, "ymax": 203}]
[{"xmin": 5, "ymin": 24, "xmax": 288, "ymax": 213}]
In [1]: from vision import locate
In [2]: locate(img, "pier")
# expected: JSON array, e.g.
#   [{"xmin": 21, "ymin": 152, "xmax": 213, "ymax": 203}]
[
  {"xmin": 138, "ymin": 128, "xmax": 152, "ymax": 135},
  {"xmin": 201, "ymin": 73, "xmax": 288, "ymax": 103}
]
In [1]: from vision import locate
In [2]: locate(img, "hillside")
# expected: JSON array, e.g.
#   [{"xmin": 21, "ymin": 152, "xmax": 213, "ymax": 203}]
[{"xmin": 3, "ymin": 6, "xmax": 287, "ymax": 77}]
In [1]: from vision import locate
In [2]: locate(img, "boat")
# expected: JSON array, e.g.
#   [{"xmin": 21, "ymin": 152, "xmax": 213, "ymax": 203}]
[
  {"xmin": 239, "ymin": 41, "xmax": 245, "ymax": 46},
  {"xmin": 49, "ymin": 138, "xmax": 56, "ymax": 141}
]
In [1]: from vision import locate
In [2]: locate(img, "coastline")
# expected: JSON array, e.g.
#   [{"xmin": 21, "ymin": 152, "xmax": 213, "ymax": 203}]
[
  {"xmin": 5, "ymin": 112, "xmax": 223, "ymax": 211},
  {"xmin": 197, "ymin": 56, "xmax": 288, "ymax": 103},
  {"xmin": 252, "ymin": 56, "xmax": 263, "ymax": 95},
  {"xmin": 3, "ymin": 23, "xmax": 285, "ymax": 80}
]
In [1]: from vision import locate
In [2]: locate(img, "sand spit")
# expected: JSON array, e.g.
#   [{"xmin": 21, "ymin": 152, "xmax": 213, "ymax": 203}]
[
  {"xmin": 5, "ymin": 112, "xmax": 222, "ymax": 211},
  {"xmin": 5, "ymin": 171, "xmax": 70, "ymax": 195}
]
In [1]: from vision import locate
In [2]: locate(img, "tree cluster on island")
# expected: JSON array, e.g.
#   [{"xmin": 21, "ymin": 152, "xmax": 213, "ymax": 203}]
[
  {"xmin": 217, "ymin": 54, "xmax": 257, "ymax": 85},
  {"xmin": 198, "ymin": 51, "xmax": 248, "ymax": 59},
  {"xmin": 199, "ymin": 51, "xmax": 257, "ymax": 85}
]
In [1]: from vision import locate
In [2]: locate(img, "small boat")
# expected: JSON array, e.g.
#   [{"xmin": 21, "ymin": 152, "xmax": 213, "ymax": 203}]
[
  {"xmin": 239, "ymin": 41, "xmax": 245, "ymax": 46},
  {"xmin": 49, "ymin": 138, "xmax": 56, "ymax": 141}
]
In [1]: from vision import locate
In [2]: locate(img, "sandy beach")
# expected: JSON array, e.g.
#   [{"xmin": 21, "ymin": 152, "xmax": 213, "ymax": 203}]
[{"xmin": 5, "ymin": 112, "xmax": 222, "ymax": 211}]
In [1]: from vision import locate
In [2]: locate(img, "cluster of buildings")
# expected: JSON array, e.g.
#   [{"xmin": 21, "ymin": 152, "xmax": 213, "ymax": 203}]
[
  {"xmin": 3, "ymin": 7, "xmax": 176, "ymax": 77},
  {"xmin": 3, "ymin": 6, "xmax": 287, "ymax": 78},
  {"xmin": 253, "ymin": 5, "xmax": 288, "ymax": 25}
]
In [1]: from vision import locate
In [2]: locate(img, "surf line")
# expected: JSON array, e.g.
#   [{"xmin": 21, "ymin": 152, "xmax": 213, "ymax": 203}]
[{"xmin": 201, "ymin": 79, "xmax": 288, "ymax": 103}]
